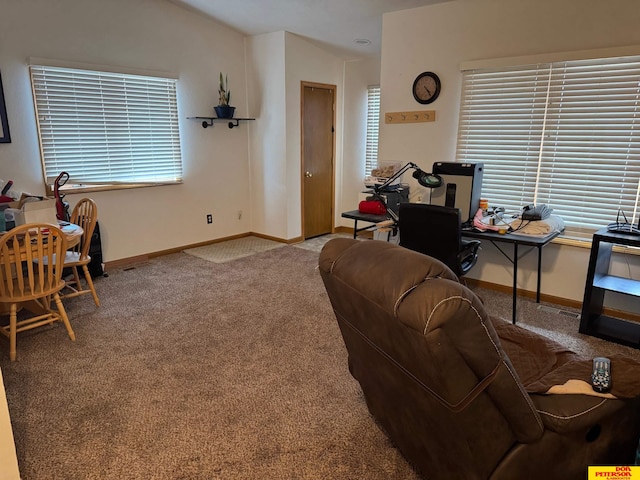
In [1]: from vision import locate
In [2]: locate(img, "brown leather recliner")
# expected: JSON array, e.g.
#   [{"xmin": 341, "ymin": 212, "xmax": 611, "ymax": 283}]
[{"xmin": 319, "ymin": 238, "xmax": 640, "ymax": 480}]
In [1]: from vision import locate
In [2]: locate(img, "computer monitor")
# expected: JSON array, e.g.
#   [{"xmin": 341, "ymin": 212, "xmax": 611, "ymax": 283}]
[{"xmin": 430, "ymin": 162, "xmax": 484, "ymax": 225}]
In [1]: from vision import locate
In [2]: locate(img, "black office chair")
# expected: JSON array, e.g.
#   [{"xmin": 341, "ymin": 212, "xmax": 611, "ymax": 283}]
[{"xmin": 398, "ymin": 203, "xmax": 481, "ymax": 277}]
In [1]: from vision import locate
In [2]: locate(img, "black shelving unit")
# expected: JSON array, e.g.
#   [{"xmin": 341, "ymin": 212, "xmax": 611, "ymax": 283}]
[
  {"xmin": 580, "ymin": 228, "xmax": 640, "ymax": 348},
  {"xmin": 187, "ymin": 116, "xmax": 255, "ymax": 129}
]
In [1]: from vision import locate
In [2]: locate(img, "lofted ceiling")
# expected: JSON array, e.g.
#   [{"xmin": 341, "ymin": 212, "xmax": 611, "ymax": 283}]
[{"xmin": 168, "ymin": 0, "xmax": 452, "ymax": 59}]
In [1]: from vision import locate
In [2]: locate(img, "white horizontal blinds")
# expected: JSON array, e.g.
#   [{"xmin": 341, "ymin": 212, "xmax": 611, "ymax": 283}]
[
  {"xmin": 30, "ymin": 65, "xmax": 182, "ymax": 185},
  {"xmin": 365, "ymin": 85, "xmax": 380, "ymax": 176},
  {"xmin": 537, "ymin": 57, "xmax": 640, "ymax": 231},
  {"xmin": 457, "ymin": 54, "xmax": 640, "ymax": 235},
  {"xmin": 457, "ymin": 64, "xmax": 550, "ymax": 212}
]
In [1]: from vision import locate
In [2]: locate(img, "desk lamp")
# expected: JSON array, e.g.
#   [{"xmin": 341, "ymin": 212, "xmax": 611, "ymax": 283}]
[{"xmin": 372, "ymin": 162, "xmax": 442, "ymax": 223}]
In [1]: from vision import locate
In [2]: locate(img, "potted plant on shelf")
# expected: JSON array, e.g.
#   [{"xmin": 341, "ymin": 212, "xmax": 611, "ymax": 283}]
[{"xmin": 214, "ymin": 72, "xmax": 235, "ymax": 119}]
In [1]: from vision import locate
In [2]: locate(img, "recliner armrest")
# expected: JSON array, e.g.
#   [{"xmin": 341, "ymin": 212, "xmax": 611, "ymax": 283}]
[{"xmin": 531, "ymin": 394, "xmax": 634, "ymax": 434}]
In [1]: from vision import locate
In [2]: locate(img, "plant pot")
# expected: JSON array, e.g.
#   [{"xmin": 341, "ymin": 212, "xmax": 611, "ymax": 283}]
[{"xmin": 214, "ymin": 105, "xmax": 235, "ymax": 119}]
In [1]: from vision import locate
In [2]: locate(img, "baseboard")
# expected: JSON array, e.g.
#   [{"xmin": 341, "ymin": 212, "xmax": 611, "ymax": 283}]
[
  {"xmin": 465, "ymin": 278, "xmax": 640, "ymax": 323},
  {"xmin": 464, "ymin": 278, "xmax": 581, "ymax": 308},
  {"xmin": 105, "ymin": 255, "xmax": 151, "ymax": 271},
  {"xmin": 252, "ymin": 232, "xmax": 304, "ymax": 245},
  {"xmin": 104, "ymin": 231, "xmax": 299, "ymax": 271},
  {"xmin": 335, "ymin": 226, "xmax": 374, "ymax": 239},
  {"xmin": 105, "ymin": 233, "xmax": 640, "ymax": 325},
  {"xmin": 334, "ymin": 226, "xmax": 352, "ymax": 235}
]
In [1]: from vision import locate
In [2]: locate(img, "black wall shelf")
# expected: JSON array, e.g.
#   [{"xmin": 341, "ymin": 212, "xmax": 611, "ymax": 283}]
[{"xmin": 188, "ymin": 117, "xmax": 255, "ymax": 129}]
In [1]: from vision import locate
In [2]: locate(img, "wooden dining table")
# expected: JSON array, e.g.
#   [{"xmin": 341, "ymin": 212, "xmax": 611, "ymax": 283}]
[
  {"xmin": 56, "ymin": 221, "xmax": 84, "ymax": 248},
  {"xmin": 0, "ymin": 221, "xmax": 83, "ymax": 245},
  {"xmin": 0, "ymin": 221, "xmax": 84, "ymax": 316}
]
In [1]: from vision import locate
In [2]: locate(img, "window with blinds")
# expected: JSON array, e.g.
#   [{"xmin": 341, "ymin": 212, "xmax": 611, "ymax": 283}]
[
  {"xmin": 365, "ymin": 85, "xmax": 380, "ymax": 176},
  {"xmin": 456, "ymin": 55, "xmax": 640, "ymax": 238},
  {"xmin": 30, "ymin": 64, "xmax": 183, "ymax": 189}
]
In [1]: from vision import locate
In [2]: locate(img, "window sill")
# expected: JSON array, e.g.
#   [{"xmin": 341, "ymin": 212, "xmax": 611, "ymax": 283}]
[
  {"xmin": 553, "ymin": 235, "xmax": 591, "ymax": 249},
  {"xmin": 48, "ymin": 180, "xmax": 182, "ymax": 195},
  {"xmin": 554, "ymin": 232, "xmax": 640, "ymax": 256}
]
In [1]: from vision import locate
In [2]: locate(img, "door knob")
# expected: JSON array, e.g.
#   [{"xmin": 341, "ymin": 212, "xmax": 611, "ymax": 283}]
[{"xmin": 305, "ymin": 171, "xmax": 313, "ymax": 178}]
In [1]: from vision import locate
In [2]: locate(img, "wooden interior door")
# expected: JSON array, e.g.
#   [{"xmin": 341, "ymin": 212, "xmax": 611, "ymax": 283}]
[{"xmin": 302, "ymin": 83, "xmax": 335, "ymax": 239}]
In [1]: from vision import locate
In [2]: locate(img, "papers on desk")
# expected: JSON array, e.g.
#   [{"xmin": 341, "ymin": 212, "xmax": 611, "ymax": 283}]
[
  {"xmin": 376, "ymin": 219, "xmax": 395, "ymax": 229},
  {"xmin": 474, "ymin": 208, "xmax": 564, "ymax": 236},
  {"xmin": 510, "ymin": 215, "xmax": 565, "ymax": 236}
]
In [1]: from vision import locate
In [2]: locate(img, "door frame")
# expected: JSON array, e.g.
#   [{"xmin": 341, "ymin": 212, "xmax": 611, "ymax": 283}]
[{"xmin": 300, "ymin": 81, "xmax": 337, "ymax": 239}]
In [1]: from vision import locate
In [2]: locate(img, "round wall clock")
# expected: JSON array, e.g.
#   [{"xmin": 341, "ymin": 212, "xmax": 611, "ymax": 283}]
[{"xmin": 412, "ymin": 71, "xmax": 441, "ymax": 105}]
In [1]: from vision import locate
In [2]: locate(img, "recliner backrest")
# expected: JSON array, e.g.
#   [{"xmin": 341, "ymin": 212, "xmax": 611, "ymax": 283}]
[{"xmin": 319, "ymin": 238, "xmax": 544, "ymax": 478}]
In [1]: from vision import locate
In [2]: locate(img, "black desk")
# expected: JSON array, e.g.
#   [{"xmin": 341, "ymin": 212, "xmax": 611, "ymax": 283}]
[
  {"xmin": 342, "ymin": 208, "xmax": 561, "ymax": 324},
  {"xmin": 462, "ymin": 229, "xmax": 562, "ymax": 324},
  {"xmin": 341, "ymin": 210, "xmax": 390, "ymax": 239}
]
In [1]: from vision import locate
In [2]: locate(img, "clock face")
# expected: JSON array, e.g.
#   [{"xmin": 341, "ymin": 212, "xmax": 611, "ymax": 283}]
[{"xmin": 413, "ymin": 72, "xmax": 441, "ymax": 104}]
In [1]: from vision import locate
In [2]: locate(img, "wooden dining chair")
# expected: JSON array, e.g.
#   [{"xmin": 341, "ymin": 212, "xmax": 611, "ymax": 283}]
[
  {"xmin": 61, "ymin": 198, "xmax": 100, "ymax": 307},
  {"xmin": 0, "ymin": 224, "xmax": 76, "ymax": 361}
]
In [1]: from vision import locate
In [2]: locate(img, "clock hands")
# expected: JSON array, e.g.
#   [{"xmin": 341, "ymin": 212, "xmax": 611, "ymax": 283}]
[{"xmin": 423, "ymin": 85, "xmax": 432, "ymax": 96}]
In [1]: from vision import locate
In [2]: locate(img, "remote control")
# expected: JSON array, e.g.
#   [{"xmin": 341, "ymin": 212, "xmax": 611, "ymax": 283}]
[{"xmin": 591, "ymin": 357, "xmax": 611, "ymax": 393}]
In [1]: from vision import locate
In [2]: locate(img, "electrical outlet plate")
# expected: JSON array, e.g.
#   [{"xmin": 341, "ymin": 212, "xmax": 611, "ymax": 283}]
[{"xmin": 206, "ymin": 214, "xmax": 213, "ymax": 224}]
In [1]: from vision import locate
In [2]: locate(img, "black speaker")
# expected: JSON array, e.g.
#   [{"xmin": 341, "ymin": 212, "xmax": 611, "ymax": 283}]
[{"xmin": 431, "ymin": 162, "xmax": 484, "ymax": 225}]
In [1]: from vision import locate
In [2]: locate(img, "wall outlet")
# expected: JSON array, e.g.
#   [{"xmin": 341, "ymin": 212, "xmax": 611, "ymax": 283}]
[{"xmin": 206, "ymin": 214, "xmax": 213, "ymax": 224}]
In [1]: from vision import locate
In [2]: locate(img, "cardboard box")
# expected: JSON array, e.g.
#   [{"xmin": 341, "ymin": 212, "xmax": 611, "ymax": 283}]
[
  {"xmin": 1, "ymin": 198, "xmax": 57, "ymax": 227},
  {"xmin": 20, "ymin": 198, "xmax": 58, "ymax": 226}
]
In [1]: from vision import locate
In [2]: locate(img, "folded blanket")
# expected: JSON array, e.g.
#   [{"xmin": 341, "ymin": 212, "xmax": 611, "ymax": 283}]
[
  {"xmin": 510, "ymin": 214, "xmax": 565, "ymax": 236},
  {"xmin": 492, "ymin": 317, "xmax": 640, "ymax": 399},
  {"xmin": 545, "ymin": 379, "xmax": 616, "ymax": 399},
  {"xmin": 526, "ymin": 355, "xmax": 640, "ymax": 399}
]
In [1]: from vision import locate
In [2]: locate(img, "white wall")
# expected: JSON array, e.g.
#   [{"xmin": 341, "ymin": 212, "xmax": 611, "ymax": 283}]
[
  {"xmin": 283, "ymin": 33, "xmax": 346, "ymax": 239},
  {"xmin": 340, "ymin": 57, "xmax": 381, "ymax": 219},
  {"xmin": 246, "ymin": 32, "xmax": 288, "ymax": 238},
  {"xmin": 0, "ymin": 0, "xmax": 252, "ymax": 262},
  {"xmin": 0, "ymin": 0, "xmax": 368, "ymax": 260},
  {"xmin": 246, "ymin": 32, "xmax": 346, "ymax": 240},
  {"xmin": 379, "ymin": 0, "xmax": 640, "ymax": 306}
]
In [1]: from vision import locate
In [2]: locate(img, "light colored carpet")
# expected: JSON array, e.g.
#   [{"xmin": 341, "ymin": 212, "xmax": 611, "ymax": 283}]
[
  {"xmin": 184, "ymin": 233, "xmax": 353, "ymax": 263},
  {"xmin": 2, "ymin": 246, "xmax": 420, "ymax": 480},
  {"xmin": 184, "ymin": 236, "xmax": 285, "ymax": 263},
  {"xmin": 2, "ymin": 236, "xmax": 638, "ymax": 479},
  {"xmin": 293, "ymin": 233, "xmax": 353, "ymax": 252}
]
